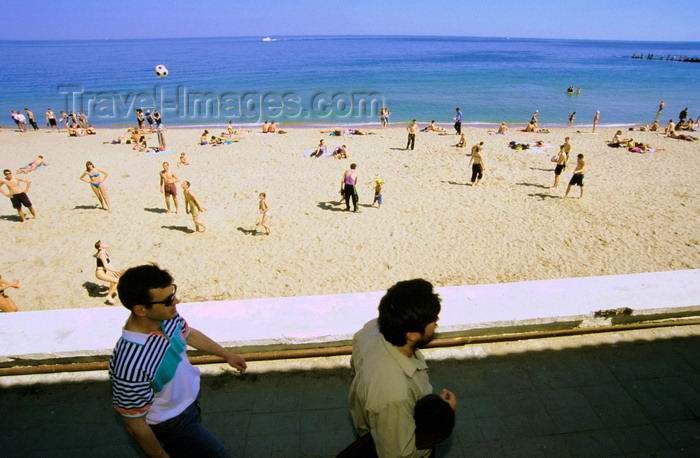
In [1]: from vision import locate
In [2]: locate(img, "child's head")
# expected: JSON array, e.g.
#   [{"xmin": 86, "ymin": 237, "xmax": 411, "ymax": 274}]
[{"xmin": 259, "ymin": 192, "xmax": 266, "ymax": 199}]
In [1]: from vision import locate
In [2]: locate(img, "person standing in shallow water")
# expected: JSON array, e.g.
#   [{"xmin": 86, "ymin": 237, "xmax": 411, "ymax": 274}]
[{"xmin": 655, "ymin": 100, "xmax": 664, "ymax": 123}]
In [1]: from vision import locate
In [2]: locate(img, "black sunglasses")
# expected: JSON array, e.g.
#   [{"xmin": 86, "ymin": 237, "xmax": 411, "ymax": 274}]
[{"xmin": 145, "ymin": 284, "xmax": 178, "ymax": 307}]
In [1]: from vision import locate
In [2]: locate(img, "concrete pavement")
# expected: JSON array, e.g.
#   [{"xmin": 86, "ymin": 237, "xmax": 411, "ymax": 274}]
[{"xmin": 2, "ymin": 324, "xmax": 699, "ymax": 457}]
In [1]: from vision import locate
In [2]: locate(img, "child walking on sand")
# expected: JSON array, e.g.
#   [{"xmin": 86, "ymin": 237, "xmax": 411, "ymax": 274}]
[
  {"xmin": 258, "ymin": 193, "xmax": 271, "ymax": 235},
  {"xmin": 373, "ymin": 179, "xmax": 383, "ymax": 208}
]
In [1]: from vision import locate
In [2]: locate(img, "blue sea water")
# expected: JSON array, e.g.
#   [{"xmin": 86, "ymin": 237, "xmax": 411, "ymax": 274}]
[{"xmin": 0, "ymin": 36, "xmax": 698, "ymax": 127}]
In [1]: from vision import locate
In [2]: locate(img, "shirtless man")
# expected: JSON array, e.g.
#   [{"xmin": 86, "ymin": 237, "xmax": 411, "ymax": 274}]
[
  {"xmin": 563, "ymin": 154, "xmax": 586, "ymax": 199},
  {"xmin": 1, "ymin": 169, "xmax": 37, "ymax": 222},
  {"xmin": 497, "ymin": 122, "xmax": 509, "ymax": 134},
  {"xmin": 406, "ymin": 119, "xmax": 419, "ymax": 150},
  {"xmin": 159, "ymin": 162, "xmax": 179, "ymax": 213},
  {"xmin": 46, "ymin": 108, "xmax": 59, "ymax": 132},
  {"xmin": 550, "ymin": 145, "xmax": 568, "ymax": 188},
  {"xmin": 78, "ymin": 111, "xmax": 88, "ymax": 129},
  {"xmin": 18, "ymin": 155, "xmax": 47, "ymax": 174},
  {"xmin": 24, "ymin": 108, "xmax": 39, "ymax": 131},
  {"xmin": 563, "ymin": 136, "xmax": 572, "ymax": 155}
]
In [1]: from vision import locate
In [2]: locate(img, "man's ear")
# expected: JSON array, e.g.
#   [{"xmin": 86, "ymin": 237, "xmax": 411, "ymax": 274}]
[
  {"xmin": 132, "ymin": 304, "xmax": 147, "ymax": 317},
  {"xmin": 405, "ymin": 331, "xmax": 421, "ymax": 345}
]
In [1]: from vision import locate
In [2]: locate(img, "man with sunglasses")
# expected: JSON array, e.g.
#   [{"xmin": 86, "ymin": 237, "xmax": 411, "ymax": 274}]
[{"xmin": 109, "ymin": 264, "xmax": 246, "ymax": 457}]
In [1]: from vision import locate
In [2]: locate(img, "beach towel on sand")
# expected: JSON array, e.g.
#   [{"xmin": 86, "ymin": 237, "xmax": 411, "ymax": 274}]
[
  {"xmin": 302, "ymin": 148, "xmax": 334, "ymax": 158},
  {"xmin": 145, "ymin": 149, "xmax": 174, "ymax": 155},
  {"xmin": 20, "ymin": 163, "xmax": 49, "ymax": 170},
  {"xmin": 528, "ymin": 142, "xmax": 553, "ymax": 148}
]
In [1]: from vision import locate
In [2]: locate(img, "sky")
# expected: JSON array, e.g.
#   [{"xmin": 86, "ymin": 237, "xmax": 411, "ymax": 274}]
[{"xmin": 2, "ymin": 0, "xmax": 699, "ymax": 42}]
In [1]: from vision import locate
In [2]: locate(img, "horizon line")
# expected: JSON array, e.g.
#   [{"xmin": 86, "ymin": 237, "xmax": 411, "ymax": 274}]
[{"xmin": 2, "ymin": 34, "xmax": 699, "ymax": 45}]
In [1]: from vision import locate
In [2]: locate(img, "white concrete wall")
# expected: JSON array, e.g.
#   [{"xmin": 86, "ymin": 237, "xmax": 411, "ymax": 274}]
[{"xmin": 1, "ymin": 270, "xmax": 698, "ymax": 364}]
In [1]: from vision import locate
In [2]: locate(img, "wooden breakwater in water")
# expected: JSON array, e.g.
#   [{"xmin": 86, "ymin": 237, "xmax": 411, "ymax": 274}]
[{"xmin": 629, "ymin": 53, "xmax": 699, "ymax": 63}]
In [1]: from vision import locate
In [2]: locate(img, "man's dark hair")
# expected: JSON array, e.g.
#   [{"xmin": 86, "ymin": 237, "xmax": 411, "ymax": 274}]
[
  {"xmin": 377, "ymin": 279, "xmax": 441, "ymax": 346},
  {"xmin": 414, "ymin": 394, "xmax": 456, "ymax": 449},
  {"xmin": 117, "ymin": 264, "xmax": 173, "ymax": 311}
]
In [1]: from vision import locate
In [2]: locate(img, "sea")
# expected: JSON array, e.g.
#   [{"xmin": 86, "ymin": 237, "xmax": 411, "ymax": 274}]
[{"xmin": 1, "ymin": 36, "xmax": 699, "ymax": 128}]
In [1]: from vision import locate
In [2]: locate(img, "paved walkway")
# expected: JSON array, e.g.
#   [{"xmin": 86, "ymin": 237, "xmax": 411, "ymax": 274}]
[{"xmin": 2, "ymin": 325, "xmax": 699, "ymax": 457}]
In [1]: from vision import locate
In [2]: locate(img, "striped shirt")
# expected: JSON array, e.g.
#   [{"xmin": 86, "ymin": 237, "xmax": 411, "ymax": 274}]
[{"xmin": 109, "ymin": 315, "xmax": 200, "ymax": 425}]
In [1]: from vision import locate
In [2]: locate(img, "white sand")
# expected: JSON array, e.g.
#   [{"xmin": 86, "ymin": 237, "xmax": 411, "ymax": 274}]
[{"xmin": 1, "ymin": 124, "xmax": 698, "ymax": 311}]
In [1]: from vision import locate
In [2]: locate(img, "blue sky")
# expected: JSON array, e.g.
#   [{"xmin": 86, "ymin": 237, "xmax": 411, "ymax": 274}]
[{"xmin": 3, "ymin": 0, "xmax": 699, "ymax": 42}]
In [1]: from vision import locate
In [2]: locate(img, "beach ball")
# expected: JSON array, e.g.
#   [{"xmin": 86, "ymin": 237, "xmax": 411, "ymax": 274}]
[{"xmin": 155, "ymin": 64, "xmax": 168, "ymax": 78}]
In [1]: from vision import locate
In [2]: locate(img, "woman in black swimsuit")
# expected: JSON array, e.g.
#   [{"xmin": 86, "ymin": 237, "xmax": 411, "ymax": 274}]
[
  {"xmin": 94, "ymin": 240, "xmax": 123, "ymax": 304},
  {"xmin": 0, "ymin": 274, "xmax": 19, "ymax": 312}
]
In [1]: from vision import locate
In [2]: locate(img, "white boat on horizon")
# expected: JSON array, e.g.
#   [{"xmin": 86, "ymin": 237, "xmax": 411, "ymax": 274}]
[{"xmin": 262, "ymin": 37, "xmax": 276, "ymax": 42}]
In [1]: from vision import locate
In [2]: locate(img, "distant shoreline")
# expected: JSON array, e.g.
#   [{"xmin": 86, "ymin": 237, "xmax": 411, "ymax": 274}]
[{"xmin": 1, "ymin": 120, "xmax": 642, "ymax": 131}]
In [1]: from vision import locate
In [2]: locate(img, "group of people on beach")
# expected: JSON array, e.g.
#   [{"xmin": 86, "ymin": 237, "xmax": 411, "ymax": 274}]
[
  {"xmin": 135, "ymin": 108, "xmax": 162, "ymax": 132},
  {"xmin": 38, "ymin": 108, "xmax": 99, "ymax": 135},
  {"xmin": 10, "ymin": 108, "xmax": 96, "ymax": 135},
  {"xmin": 2, "ymin": 98, "xmax": 696, "ymax": 312},
  {"xmin": 402, "ymin": 112, "xmax": 591, "ymax": 196},
  {"xmin": 9, "ymin": 109, "xmax": 39, "ymax": 132}
]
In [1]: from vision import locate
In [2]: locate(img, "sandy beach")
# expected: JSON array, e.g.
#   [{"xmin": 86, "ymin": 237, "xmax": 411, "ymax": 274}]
[{"xmin": 1, "ymin": 123, "xmax": 698, "ymax": 312}]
